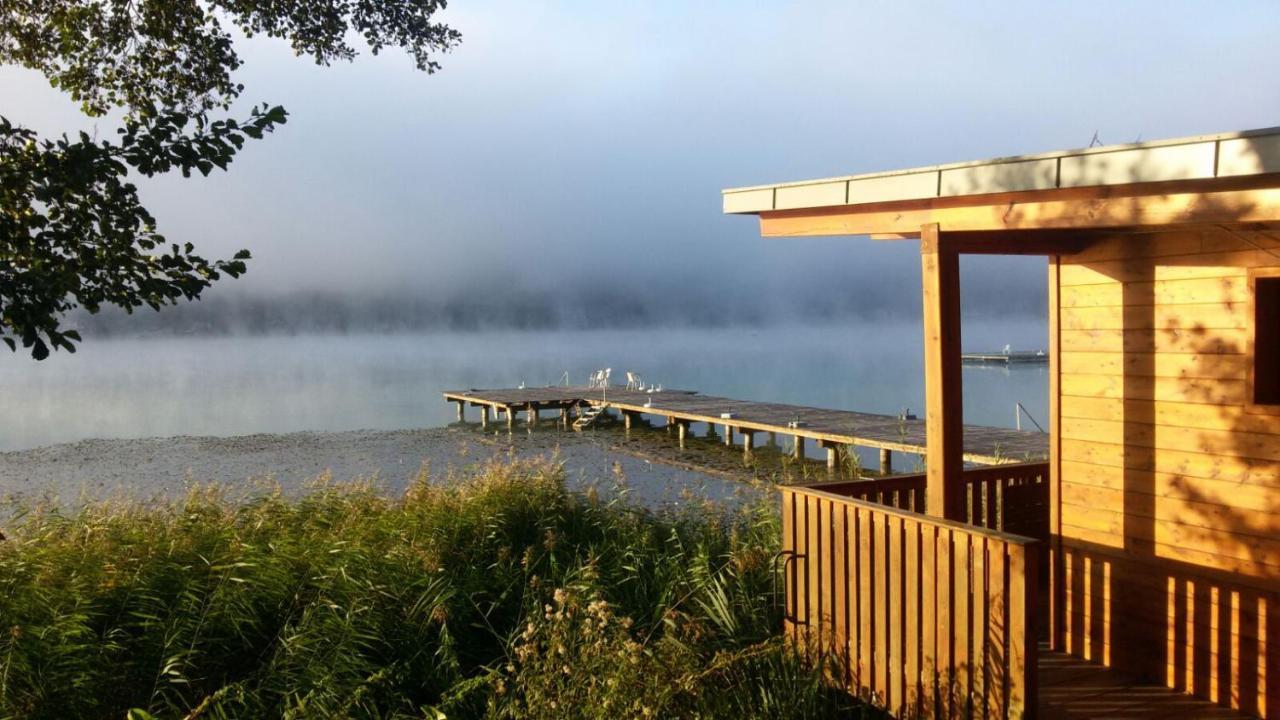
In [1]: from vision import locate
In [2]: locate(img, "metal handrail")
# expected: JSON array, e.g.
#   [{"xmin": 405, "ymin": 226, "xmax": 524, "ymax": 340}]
[{"xmin": 1015, "ymin": 402, "xmax": 1047, "ymax": 433}]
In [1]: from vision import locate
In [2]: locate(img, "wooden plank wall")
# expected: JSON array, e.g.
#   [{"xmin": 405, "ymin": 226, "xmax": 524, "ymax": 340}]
[
  {"xmin": 781, "ymin": 486, "xmax": 1037, "ymax": 718},
  {"xmin": 1054, "ymin": 228, "xmax": 1280, "ymax": 718}
]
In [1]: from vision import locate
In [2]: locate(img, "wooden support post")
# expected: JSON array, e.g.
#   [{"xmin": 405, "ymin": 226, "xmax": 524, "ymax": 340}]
[
  {"xmin": 456, "ymin": 401, "xmax": 465, "ymax": 422},
  {"xmin": 825, "ymin": 443, "xmax": 838, "ymax": 470},
  {"xmin": 526, "ymin": 403, "xmax": 538, "ymax": 426},
  {"xmin": 723, "ymin": 425, "xmax": 733, "ymax": 446},
  {"xmin": 505, "ymin": 406, "xmax": 515, "ymax": 430},
  {"xmin": 560, "ymin": 407, "xmax": 569, "ymax": 427},
  {"xmin": 480, "ymin": 405, "xmax": 489, "ymax": 429},
  {"xmin": 879, "ymin": 448, "xmax": 892, "ymax": 473},
  {"xmin": 623, "ymin": 411, "xmax": 633, "ymax": 430},
  {"xmin": 793, "ymin": 436, "xmax": 803, "ymax": 460},
  {"xmin": 921, "ymin": 223, "xmax": 966, "ymax": 520},
  {"xmin": 677, "ymin": 421, "xmax": 687, "ymax": 448},
  {"xmin": 768, "ymin": 431, "xmax": 777, "ymax": 447},
  {"xmin": 742, "ymin": 431, "xmax": 754, "ymax": 457}
]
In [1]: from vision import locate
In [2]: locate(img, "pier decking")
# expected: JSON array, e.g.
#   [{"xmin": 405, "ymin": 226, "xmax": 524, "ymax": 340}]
[
  {"xmin": 961, "ymin": 350, "xmax": 1049, "ymax": 365},
  {"xmin": 443, "ymin": 386, "xmax": 1047, "ymax": 466}
]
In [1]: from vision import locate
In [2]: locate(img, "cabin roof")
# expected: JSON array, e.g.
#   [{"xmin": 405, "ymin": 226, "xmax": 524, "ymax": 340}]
[{"xmin": 722, "ymin": 127, "xmax": 1280, "ymax": 215}]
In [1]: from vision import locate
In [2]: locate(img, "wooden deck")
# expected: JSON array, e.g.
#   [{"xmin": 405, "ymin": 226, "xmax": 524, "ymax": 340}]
[
  {"xmin": 443, "ymin": 386, "xmax": 1048, "ymax": 465},
  {"xmin": 1038, "ymin": 645, "xmax": 1254, "ymax": 719}
]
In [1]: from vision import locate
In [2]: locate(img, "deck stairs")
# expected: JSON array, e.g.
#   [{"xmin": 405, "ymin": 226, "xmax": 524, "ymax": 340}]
[{"xmin": 572, "ymin": 403, "xmax": 608, "ymax": 431}]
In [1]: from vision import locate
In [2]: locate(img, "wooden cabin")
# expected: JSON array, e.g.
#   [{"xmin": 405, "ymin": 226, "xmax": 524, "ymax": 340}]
[{"xmin": 723, "ymin": 127, "xmax": 1280, "ymax": 718}]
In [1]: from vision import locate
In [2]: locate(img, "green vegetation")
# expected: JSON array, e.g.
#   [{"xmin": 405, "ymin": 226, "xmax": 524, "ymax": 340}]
[
  {"xmin": 0, "ymin": 458, "xmax": 868, "ymax": 719},
  {"xmin": 1, "ymin": 1, "xmax": 459, "ymax": 359}
]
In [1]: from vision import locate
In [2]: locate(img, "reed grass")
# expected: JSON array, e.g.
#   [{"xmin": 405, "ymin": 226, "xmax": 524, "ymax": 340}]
[{"xmin": 0, "ymin": 457, "xmax": 872, "ymax": 719}]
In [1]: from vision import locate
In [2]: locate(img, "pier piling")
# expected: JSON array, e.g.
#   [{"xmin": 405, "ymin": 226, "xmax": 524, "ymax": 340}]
[{"xmin": 441, "ymin": 387, "xmax": 1046, "ymax": 467}]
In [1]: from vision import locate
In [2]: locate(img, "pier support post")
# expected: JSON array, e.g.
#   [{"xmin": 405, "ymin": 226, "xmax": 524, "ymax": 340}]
[
  {"xmin": 560, "ymin": 407, "xmax": 570, "ymax": 427},
  {"xmin": 677, "ymin": 422, "xmax": 688, "ymax": 448},
  {"xmin": 527, "ymin": 404, "xmax": 538, "ymax": 427},
  {"xmin": 743, "ymin": 431, "xmax": 753, "ymax": 457},
  {"xmin": 879, "ymin": 448, "xmax": 892, "ymax": 473},
  {"xmin": 456, "ymin": 401, "xmax": 465, "ymax": 422},
  {"xmin": 768, "ymin": 431, "xmax": 777, "ymax": 448},
  {"xmin": 792, "ymin": 436, "xmax": 803, "ymax": 460},
  {"xmin": 723, "ymin": 425, "xmax": 733, "ymax": 446},
  {"xmin": 623, "ymin": 412, "xmax": 633, "ymax": 430},
  {"xmin": 921, "ymin": 224, "xmax": 966, "ymax": 520},
  {"xmin": 506, "ymin": 406, "xmax": 515, "ymax": 430},
  {"xmin": 481, "ymin": 405, "xmax": 490, "ymax": 429},
  {"xmin": 824, "ymin": 442, "xmax": 838, "ymax": 471}
]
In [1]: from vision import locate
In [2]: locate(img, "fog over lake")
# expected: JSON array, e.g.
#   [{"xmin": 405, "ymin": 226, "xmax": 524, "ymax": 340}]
[{"xmin": 0, "ymin": 319, "xmax": 1047, "ymax": 453}]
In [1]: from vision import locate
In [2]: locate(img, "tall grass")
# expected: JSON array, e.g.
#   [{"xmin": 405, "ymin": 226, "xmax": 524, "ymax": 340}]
[{"xmin": 0, "ymin": 458, "xmax": 870, "ymax": 719}]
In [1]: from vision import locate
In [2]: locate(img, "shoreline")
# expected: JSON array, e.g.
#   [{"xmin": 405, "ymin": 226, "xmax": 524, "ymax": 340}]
[{"xmin": 0, "ymin": 425, "xmax": 768, "ymax": 515}]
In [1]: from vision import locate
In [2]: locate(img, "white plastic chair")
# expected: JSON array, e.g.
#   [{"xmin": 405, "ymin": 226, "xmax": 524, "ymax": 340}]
[{"xmin": 626, "ymin": 372, "xmax": 643, "ymax": 390}]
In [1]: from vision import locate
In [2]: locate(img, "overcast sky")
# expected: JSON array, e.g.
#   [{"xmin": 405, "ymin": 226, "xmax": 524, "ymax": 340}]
[{"xmin": 5, "ymin": 1, "xmax": 1280, "ymax": 322}]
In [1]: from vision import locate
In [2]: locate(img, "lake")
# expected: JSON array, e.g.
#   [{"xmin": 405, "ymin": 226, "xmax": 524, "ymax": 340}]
[{"xmin": 0, "ymin": 319, "xmax": 1048, "ymax": 453}]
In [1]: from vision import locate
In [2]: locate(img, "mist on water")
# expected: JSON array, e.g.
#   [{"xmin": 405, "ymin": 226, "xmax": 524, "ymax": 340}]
[{"xmin": 68, "ymin": 250, "xmax": 1050, "ymax": 338}]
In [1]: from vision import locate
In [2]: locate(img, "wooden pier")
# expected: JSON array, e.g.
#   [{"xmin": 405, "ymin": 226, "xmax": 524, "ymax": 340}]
[
  {"xmin": 442, "ymin": 386, "xmax": 1047, "ymax": 467},
  {"xmin": 961, "ymin": 350, "xmax": 1048, "ymax": 365}
]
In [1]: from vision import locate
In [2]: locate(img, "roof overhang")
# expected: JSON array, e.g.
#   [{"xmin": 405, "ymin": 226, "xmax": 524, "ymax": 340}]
[{"xmin": 723, "ymin": 127, "xmax": 1280, "ymax": 241}]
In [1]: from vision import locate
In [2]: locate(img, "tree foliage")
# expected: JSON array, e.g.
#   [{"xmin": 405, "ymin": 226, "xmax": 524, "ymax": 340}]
[{"xmin": 1, "ymin": 0, "xmax": 461, "ymax": 358}]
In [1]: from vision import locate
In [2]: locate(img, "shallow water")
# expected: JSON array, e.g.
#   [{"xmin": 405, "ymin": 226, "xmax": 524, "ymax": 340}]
[
  {"xmin": 0, "ymin": 428, "xmax": 764, "ymax": 514},
  {"xmin": 0, "ymin": 320, "xmax": 1047, "ymax": 452}
]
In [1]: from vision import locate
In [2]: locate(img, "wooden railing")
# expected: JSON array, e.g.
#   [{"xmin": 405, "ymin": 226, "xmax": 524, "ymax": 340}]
[
  {"xmin": 780, "ymin": 481, "xmax": 1041, "ymax": 718},
  {"xmin": 958, "ymin": 462, "xmax": 1049, "ymax": 544},
  {"xmin": 798, "ymin": 461, "xmax": 1049, "ymax": 542},
  {"xmin": 797, "ymin": 473, "xmax": 928, "ymax": 513}
]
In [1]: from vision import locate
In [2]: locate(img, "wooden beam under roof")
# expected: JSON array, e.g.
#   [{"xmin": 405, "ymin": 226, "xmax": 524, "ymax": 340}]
[
  {"xmin": 875, "ymin": 230, "xmax": 1100, "ymax": 255},
  {"xmin": 759, "ymin": 179, "xmax": 1280, "ymax": 238}
]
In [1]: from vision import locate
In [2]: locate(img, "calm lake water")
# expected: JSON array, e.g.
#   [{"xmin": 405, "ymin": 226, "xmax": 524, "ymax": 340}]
[{"xmin": 0, "ymin": 320, "xmax": 1047, "ymax": 452}]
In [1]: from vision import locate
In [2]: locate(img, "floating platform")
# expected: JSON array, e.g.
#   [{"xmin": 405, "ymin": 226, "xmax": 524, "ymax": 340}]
[
  {"xmin": 961, "ymin": 350, "xmax": 1048, "ymax": 365},
  {"xmin": 442, "ymin": 386, "xmax": 1047, "ymax": 467}
]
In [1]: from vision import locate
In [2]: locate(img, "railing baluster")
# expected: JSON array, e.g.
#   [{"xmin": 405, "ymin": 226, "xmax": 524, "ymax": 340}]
[
  {"xmin": 889, "ymin": 515, "xmax": 905, "ymax": 713},
  {"xmin": 973, "ymin": 533, "xmax": 988, "ymax": 715},
  {"xmin": 874, "ymin": 511, "xmax": 889, "ymax": 703},
  {"xmin": 988, "ymin": 538, "xmax": 1008, "ymax": 718},
  {"xmin": 905, "ymin": 518, "xmax": 921, "ymax": 719},
  {"xmin": 922, "ymin": 522, "xmax": 938, "ymax": 718},
  {"xmin": 858, "ymin": 505, "xmax": 874, "ymax": 695}
]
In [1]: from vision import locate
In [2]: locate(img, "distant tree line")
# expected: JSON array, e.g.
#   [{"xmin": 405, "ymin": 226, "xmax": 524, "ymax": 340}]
[{"xmin": 65, "ymin": 280, "xmax": 1049, "ymax": 338}]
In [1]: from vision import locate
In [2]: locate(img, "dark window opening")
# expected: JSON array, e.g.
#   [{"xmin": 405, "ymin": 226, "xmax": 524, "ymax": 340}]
[{"xmin": 1255, "ymin": 277, "xmax": 1280, "ymax": 405}]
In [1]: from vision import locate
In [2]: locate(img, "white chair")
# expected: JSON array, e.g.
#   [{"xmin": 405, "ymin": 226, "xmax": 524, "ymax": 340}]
[{"xmin": 626, "ymin": 372, "xmax": 643, "ymax": 390}]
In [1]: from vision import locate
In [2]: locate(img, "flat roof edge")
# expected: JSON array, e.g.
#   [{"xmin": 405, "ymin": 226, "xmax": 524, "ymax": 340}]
[{"xmin": 722, "ymin": 126, "xmax": 1280, "ymax": 214}]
